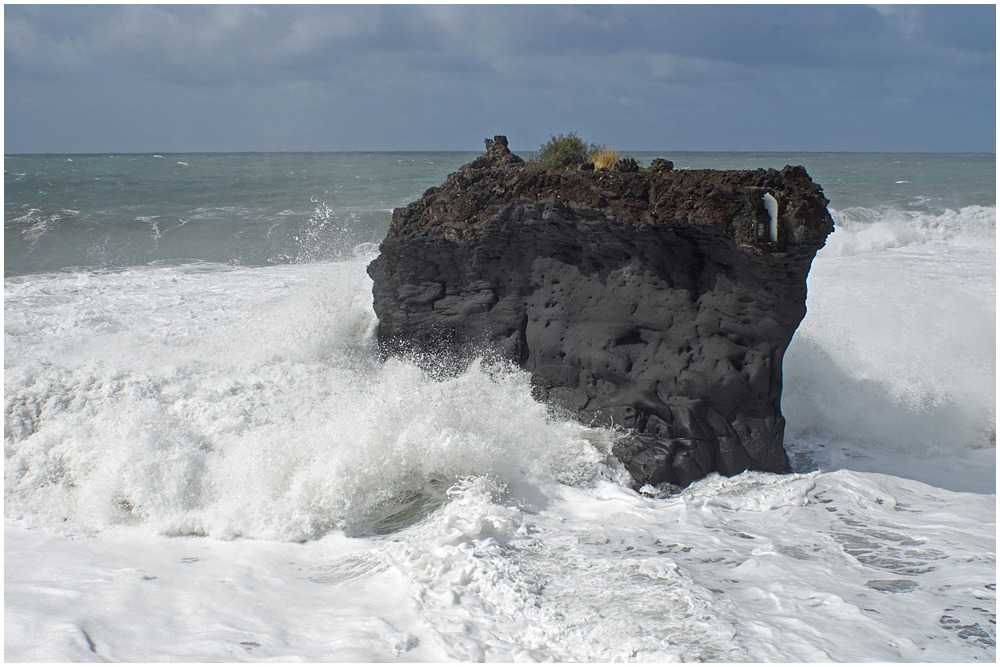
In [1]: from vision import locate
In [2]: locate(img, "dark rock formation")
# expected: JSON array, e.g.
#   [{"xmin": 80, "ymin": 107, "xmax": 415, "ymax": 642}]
[{"xmin": 367, "ymin": 136, "xmax": 834, "ymax": 488}]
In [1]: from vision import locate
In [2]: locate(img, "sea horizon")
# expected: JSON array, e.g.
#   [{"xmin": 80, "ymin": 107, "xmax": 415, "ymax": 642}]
[{"xmin": 6, "ymin": 149, "xmax": 997, "ymax": 157}]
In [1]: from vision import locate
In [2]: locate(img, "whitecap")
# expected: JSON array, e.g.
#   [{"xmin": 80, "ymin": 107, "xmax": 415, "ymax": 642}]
[{"xmin": 824, "ymin": 205, "xmax": 995, "ymax": 256}]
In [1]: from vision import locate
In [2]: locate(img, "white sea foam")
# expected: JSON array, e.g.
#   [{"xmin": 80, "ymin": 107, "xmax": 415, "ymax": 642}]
[
  {"xmin": 6, "ymin": 467, "xmax": 994, "ymax": 661},
  {"xmin": 777, "ymin": 203, "xmax": 996, "ymax": 494},
  {"xmin": 3, "ymin": 260, "xmax": 617, "ymax": 540},
  {"xmin": 783, "ymin": 215, "xmax": 996, "ymax": 492},
  {"xmin": 8, "ymin": 208, "xmax": 62, "ymax": 245},
  {"xmin": 4, "ymin": 208, "xmax": 996, "ymax": 660},
  {"xmin": 825, "ymin": 205, "xmax": 996, "ymax": 255},
  {"xmin": 9, "ymin": 208, "xmax": 42, "ymax": 224}
]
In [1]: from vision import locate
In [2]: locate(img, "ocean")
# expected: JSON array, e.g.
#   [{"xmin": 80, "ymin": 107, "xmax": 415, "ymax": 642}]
[{"xmin": 4, "ymin": 151, "xmax": 996, "ymax": 661}]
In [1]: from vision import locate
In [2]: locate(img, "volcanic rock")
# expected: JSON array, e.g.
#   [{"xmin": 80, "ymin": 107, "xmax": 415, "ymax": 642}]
[{"xmin": 367, "ymin": 136, "xmax": 834, "ymax": 487}]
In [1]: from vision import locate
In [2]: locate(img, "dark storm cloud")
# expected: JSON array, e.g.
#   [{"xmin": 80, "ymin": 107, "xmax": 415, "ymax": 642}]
[{"xmin": 4, "ymin": 4, "xmax": 995, "ymax": 153}]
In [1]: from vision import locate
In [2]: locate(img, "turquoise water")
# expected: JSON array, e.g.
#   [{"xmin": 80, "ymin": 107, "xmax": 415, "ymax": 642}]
[
  {"xmin": 4, "ymin": 153, "xmax": 472, "ymax": 275},
  {"xmin": 4, "ymin": 152, "xmax": 994, "ymax": 276}
]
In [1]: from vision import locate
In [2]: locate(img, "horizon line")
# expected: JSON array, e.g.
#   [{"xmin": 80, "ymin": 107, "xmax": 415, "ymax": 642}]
[{"xmin": 6, "ymin": 149, "xmax": 997, "ymax": 157}]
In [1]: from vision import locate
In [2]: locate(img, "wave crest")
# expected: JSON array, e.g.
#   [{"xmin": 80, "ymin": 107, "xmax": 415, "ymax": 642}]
[{"xmin": 824, "ymin": 205, "xmax": 995, "ymax": 256}]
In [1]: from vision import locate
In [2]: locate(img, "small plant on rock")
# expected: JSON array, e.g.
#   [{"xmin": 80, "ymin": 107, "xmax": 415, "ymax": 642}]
[
  {"xmin": 531, "ymin": 133, "xmax": 642, "ymax": 173},
  {"xmin": 591, "ymin": 147, "xmax": 619, "ymax": 171},
  {"xmin": 532, "ymin": 132, "xmax": 595, "ymax": 170}
]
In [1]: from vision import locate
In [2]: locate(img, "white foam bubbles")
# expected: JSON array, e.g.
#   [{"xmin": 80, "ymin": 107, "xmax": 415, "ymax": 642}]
[
  {"xmin": 5, "ymin": 254, "xmax": 996, "ymax": 662},
  {"xmin": 4, "ymin": 259, "xmax": 613, "ymax": 540},
  {"xmin": 825, "ymin": 205, "xmax": 995, "ymax": 256},
  {"xmin": 382, "ymin": 476, "xmax": 744, "ymax": 661},
  {"xmin": 784, "ymin": 213, "xmax": 996, "ymax": 492}
]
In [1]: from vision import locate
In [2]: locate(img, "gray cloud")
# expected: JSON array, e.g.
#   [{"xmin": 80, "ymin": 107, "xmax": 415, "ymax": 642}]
[{"xmin": 4, "ymin": 4, "xmax": 994, "ymax": 153}]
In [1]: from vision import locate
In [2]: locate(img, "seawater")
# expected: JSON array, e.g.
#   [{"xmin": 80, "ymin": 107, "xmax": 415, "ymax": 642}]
[
  {"xmin": 4, "ymin": 153, "xmax": 477, "ymax": 276},
  {"xmin": 4, "ymin": 152, "xmax": 996, "ymax": 661},
  {"xmin": 6, "ymin": 152, "xmax": 994, "ymax": 276}
]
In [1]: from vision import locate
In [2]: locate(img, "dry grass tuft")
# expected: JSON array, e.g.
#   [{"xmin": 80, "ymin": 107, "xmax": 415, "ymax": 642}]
[{"xmin": 590, "ymin": 148, "xmax": 619, "ymax": 171}]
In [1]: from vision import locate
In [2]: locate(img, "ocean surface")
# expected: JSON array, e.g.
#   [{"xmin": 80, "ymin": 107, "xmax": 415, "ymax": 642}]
[{"xmin": 5, "ymin": 151, "xmax": 996, "ymax": 661}]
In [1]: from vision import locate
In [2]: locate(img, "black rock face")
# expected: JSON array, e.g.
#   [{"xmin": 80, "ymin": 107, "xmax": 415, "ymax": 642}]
[{"xmin": 367, "ymin": 136, "xmax": 834, "ymax": 487}]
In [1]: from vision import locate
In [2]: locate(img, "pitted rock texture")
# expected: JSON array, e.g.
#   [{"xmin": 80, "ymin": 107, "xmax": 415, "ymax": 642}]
[{"xmin": 367, "ymin": 136, "xmax": 834, "ymax": 487}]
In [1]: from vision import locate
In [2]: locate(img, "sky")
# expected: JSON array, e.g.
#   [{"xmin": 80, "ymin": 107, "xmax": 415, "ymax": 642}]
[{"xmin": 4, "ymin": 4, "xmax": 996, "ymax": 154}]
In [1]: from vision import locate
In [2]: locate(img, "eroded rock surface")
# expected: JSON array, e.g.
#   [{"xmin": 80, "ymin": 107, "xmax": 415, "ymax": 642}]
[{"xmin": 367, "ymin": 136, "xmax": 834, "ymax": 487}]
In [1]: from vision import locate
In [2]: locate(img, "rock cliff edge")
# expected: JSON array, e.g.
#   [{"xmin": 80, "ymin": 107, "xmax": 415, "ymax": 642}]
[{"xmin": 368, "ymin": 136, "xmax": 834, "ymax": 488}]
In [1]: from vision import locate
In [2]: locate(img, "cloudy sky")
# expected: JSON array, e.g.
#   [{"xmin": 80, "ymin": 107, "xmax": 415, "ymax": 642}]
[{"xmin": 4, "ymin": 4, "xmax": 995, "ymax": 154}]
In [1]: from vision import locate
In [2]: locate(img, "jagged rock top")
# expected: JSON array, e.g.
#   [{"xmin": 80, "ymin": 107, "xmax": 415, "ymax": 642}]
[
  {"xmin": 466, "ymin": 135, "xmax": 525, "ymax": 169},
  {"xmin": 389, "ymin": 136, "xmax": 834, "ymax": 255}
]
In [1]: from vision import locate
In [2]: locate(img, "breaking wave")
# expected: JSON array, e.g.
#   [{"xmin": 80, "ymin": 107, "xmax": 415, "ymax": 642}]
[
  {"xmin": 825, "ymin": 205, "xmax": 995, "ymax": 256},
  {"xmin": 3, "ymin": 260, "xmax": 619, "ymax": 540}
]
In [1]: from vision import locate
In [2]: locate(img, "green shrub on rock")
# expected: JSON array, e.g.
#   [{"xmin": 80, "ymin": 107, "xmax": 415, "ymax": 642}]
[
  {"xmin": 532, "ymin": 132, "xmax": 595, "ymax": 170},
  {"xmin": 531, "ymin": 133, "xmax": 648, "ymax": 173}
]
